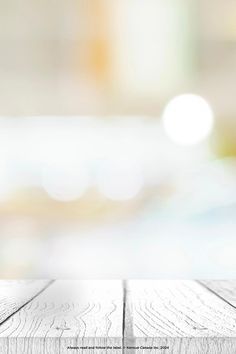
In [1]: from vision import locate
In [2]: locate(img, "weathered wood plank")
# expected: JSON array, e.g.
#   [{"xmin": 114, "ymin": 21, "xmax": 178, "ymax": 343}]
[
  {"xmin": 124, "ymin": 280, "xmax": 236, "ymax": 353},
  {"xmin": 0, "ymin": 280, "xmax": 52, "ymax": 324},
  {"xmin": 199, "ymin": 280, "xmax": 236, "ymax": 308},
  {"xmin": 2, "ymin": 280, "xmax": 236, "ymax": 353},
  {"xmin": 0, "ymin": 280, "xmax": 123, "ymax": 354}
]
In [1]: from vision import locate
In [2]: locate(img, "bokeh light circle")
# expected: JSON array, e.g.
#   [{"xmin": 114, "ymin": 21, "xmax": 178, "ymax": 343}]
[{"xmin": 162, "ymin": 94, "xmax": 214, "ymax": 145}]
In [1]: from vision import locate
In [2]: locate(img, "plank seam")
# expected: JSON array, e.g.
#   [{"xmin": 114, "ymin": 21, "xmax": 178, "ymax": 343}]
[
  {"xmin": 0, "ymin": 280, "xmax": 55, "ymax": 327},
  {"xmin": 122, "ymin": 279, "xmax": 127, "ymax": 354},
  {"xmin": 197, "ymin": 280, "xmax": 236, "ymax": 310}
]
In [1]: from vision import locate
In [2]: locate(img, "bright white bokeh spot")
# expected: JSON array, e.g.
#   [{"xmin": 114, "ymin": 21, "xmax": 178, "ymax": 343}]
[
  {"xmin": 98, "ymin": 161, "xmax": 143, "ymax": 201},
  {"xmin": 162, "ymin": 94, "xmax": 214, "ymax": 145},
  {"xmin": 42, "ymin": 164, "xmax": 90, "ymax": 202}
]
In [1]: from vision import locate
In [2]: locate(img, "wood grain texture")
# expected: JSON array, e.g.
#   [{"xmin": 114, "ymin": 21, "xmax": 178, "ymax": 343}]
[
  {"xmin": 0, "ymin": 280, "xmax": 123, "ymax": 354},
  {"xmin": 199, "ymin": 280, "xmax": 236, "ymax": 308},
  {"xmin": 124, "ymin": 280, "xmax": 236, "ymax": 353},
  {"xmin": 0, "ymin": 280, "xmax": 52, "ymax": 324},
  {"xmin": 2, "ymin": 280, "xmax": 236, "ymax": 353}
]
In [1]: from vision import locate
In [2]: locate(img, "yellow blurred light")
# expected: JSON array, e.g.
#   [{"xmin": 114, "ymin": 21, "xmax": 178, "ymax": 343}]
[{"xmin": 162, "ymin": 94, "xmax": 214, "ymax": 145}]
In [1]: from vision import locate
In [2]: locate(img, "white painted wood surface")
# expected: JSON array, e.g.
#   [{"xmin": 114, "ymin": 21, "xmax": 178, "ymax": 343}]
[
  {"xmin": 0, "ymin": 280, "xmax": 51, "ymax": 324},
  {"xmin": 0, "ymin": 280, "xmax": 123, "ymax": 354},
  {"xmin": 125, "ymin": 280, "xmax": 236, "ymax": 353},
  {"xmin": 1, "ymin": 280, "xmax": 236, "ymax": 353},
  {"xmin": 200, "ymin": 280, "xmax": 236, "ymax": 307}
]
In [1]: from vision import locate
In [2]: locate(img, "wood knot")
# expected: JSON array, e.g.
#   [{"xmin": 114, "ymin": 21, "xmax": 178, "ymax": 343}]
[{"xmin": 55, "ymin": 326, "xmax": 70, "ymax": 331}]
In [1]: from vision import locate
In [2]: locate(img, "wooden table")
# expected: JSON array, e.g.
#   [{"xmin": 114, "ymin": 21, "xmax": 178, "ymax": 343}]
[{"xmin": 0, "ymin": 280, "xmax": 236, "ymax": 353}]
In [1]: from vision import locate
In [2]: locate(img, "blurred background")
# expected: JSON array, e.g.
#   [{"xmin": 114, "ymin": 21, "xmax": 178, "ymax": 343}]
[{"xmin": 0, "ymin": 0, "xmax": 235, "ymax": 278}]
